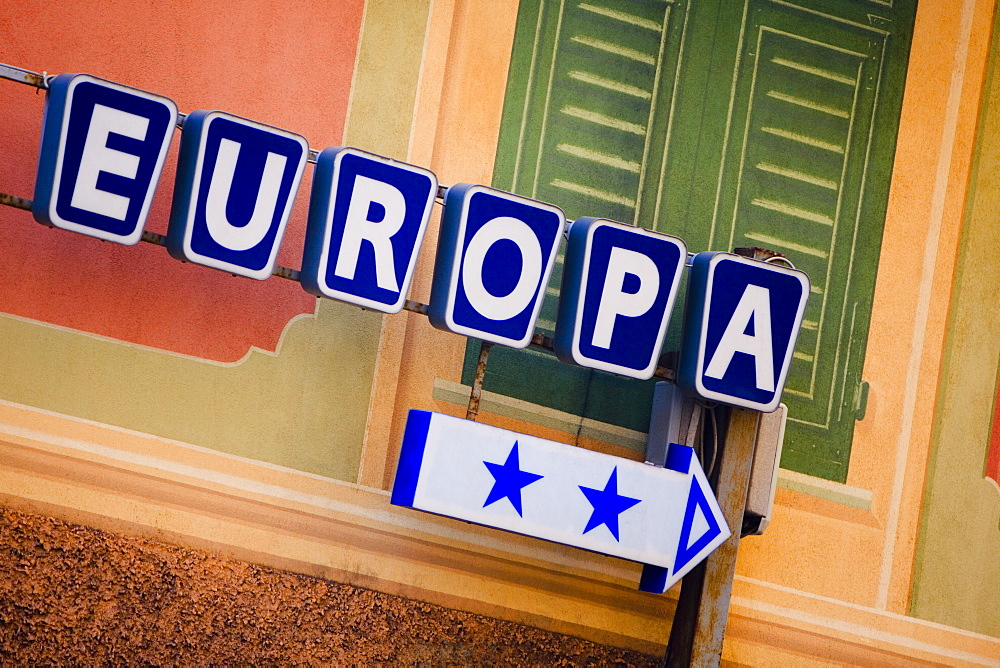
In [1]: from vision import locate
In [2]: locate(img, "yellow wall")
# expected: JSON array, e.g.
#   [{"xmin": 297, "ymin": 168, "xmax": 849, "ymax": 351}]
[
  {"xmin": 358, "ymin": 0, "xmax": 1000, "ymax": 658},
  {"xmin": 911, "ymin": 0, "xmax": 1000, "ymax": 635}
]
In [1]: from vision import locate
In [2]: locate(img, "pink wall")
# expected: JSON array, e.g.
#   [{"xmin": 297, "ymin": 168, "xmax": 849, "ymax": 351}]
[{"xmin": 0, "ymin": 0, "xmax": 364, "ymax": 362}]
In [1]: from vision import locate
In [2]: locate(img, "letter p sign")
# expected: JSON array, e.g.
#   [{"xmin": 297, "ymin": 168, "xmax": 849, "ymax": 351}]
[
  {"xmin": 554, "ymin": 218, "xmax": 686, "ymax": 379},
  {"xmin": 678, "ymin": 252, "xmax": 809, "ymax": 411}
]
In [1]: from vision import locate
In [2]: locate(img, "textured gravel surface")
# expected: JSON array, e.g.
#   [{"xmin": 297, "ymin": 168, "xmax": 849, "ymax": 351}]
[{"xmin": 0, "ymin": 506, "xmax": 658, "ymax": 666}]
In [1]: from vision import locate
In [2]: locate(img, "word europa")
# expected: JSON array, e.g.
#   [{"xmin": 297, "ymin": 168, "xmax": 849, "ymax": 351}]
[{"xmin": 31, "ymin": 73, "xmax": 809, "ymax": 404}]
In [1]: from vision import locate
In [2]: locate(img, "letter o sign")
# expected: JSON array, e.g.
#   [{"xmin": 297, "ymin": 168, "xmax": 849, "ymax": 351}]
[
  {"xmin": 461, "ymin": 216, "xmax": 543, "ymax": 322},
  {"xmin": 429, "ymin": 185, "xmax": 564, "ymax": 348}
]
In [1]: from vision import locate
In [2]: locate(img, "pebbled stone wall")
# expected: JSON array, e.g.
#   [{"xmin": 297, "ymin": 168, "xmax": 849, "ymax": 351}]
[{"xmin": 0, "ymin": 506, "xmax": 656, "ymax": 666}]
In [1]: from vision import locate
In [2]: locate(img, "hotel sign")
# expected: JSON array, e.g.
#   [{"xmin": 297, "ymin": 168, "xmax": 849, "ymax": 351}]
[
  {"xmin": 32, "ymin": 73, "xmax": 809, "ymax": 405},
  {"xmin": 391, "ymin": 410, "xmax": 729, "ymax": 592}
]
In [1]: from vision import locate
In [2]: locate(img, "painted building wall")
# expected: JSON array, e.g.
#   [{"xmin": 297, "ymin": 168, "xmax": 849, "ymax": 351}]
[
  {"xmin": 910, "ymin": 6, "xmax": 1000, "ymax": 634},
  {"xmin": 0, "ymin": 0, "xmax": 381, "ymax": 481},
  {"xmin": 1, "ymin": 0, "xmax": 999, "ymax": 664}
]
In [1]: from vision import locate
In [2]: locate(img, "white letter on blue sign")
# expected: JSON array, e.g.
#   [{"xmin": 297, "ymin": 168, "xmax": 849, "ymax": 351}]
[
  {"xmin": 592, "ymin": 247, "xmax": 660, "ymax": 349},
  {"xmin": 33, "ymin": 74, "xmax": 177, "ymax": 245},
  {"xmin": 704, "ymin": 284, "xmax": 775, "ymax": 392},
  {"xmin": 678, "ymin": 252, "xmax": 810, "ymax": 412},
  {"xmin": 301, "ymin": 147, "xmax": 437, "ymax": 313},
  {"xmin": 553, "ymin": 218, "xmax": 686, "ymax": 379},
  {"xmin": 166, "ymin": 111, "xmax": 308, "ymax": 280},
  {"xmin": 428, "ymin": 184, "xmax": 564, "ymax": 348},
  {"xmin": 334, "ymin": 175, "xmax": 407, "ymax": 292},
  {"xmin": 205, "ymin": 138, "xmax": 288, "ymax": 251},
  {"xmin": 71, "ymin": 105, "xmax": 149, "ymax": 221}
]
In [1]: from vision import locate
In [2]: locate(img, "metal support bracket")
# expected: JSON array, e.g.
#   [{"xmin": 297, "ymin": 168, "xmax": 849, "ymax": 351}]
[
  {"xmin": 466, "ymin": 340, "xmax": 493, "ymax": 421},
  {"xmin": 665, "ymin": 407, "xmax": 760, "ymax": 667}
]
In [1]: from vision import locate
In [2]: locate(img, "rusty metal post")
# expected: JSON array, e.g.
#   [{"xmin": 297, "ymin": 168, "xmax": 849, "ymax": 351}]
[
  {"xmin": 665, "ymin": 406, "xmax": 760, "ymax": 667},
  {"xmin": 466, "ymin": 340, "xmax": 494, "ymax": 421}
]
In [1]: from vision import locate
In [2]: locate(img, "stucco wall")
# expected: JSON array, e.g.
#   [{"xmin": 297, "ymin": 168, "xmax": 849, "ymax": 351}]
[{"xmin": 2, "ymin": 0, "xmax": 1000, "ymax": 662}]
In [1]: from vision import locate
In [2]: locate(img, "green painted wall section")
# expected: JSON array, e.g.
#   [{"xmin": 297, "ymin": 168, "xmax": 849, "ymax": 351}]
[
  {"xmin": 0, "ymin": 306, "xmax": 378, "ymax": 481},
  {"xmin": 0, "ymin": 0, "xmax": 432, "ymax": 481},
  {"xmin": 910, "ymin": 7, "xmax": 1000, "ymax": 637},
  {"xmin": 345, "ymin": 0, "xmax": 433, "ymax": 162}
]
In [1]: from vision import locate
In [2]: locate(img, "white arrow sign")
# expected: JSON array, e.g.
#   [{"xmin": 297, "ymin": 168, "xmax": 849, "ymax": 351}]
[{"xmin": 391, "ymin": 410, "xmax": 730, "ymax": 591}]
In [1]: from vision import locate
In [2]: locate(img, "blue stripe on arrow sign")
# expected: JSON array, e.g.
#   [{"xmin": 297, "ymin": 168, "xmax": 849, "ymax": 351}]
[
  {"xmin": 390, "ymin": 409, "xmax": 432, "ymax": 508},
  {"xmin": 390, "ymin": 410, "xmax": 729, "ymax": 591}
]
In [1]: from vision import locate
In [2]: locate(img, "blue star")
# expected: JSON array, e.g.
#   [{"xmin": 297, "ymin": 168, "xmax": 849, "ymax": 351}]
[
  {"xmin": 579, "ymin": 467, "xmax": 641, "ymax": 541},
  {"xmin": 483, "ymin": 442, "xmax": 543, "ymax": 516}
]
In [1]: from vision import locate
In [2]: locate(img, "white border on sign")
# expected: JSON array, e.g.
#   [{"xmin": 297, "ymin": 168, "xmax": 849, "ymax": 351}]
[
  {"xmin": 693, "ymin": 253, "xmax": 810, "ymax": 412},
  {"xmin": 48, "ymin": 74, "xmax": 177, "ymax": 245}
]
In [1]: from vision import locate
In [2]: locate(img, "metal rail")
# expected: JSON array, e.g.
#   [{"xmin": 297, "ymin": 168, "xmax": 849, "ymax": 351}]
[
  {"xmin": 0, "ymin": 62, "xmax": 679, "ymax": 382},
  {"xmin": 3, "ymin": 60, "xmax": 762, "ymax": 665},
  {"xmin": 0, "ymin": 63, "xmax": 48, "ymax": 88},
  {"xmin": 0, "ymin": 187, "xmax": 677, "ymax": 382}
]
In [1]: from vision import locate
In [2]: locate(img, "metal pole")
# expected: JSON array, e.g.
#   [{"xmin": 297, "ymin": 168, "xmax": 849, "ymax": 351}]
[
  {"xmin": 465, "ymin": 340, "xmax": 494, "ymax": 420},
  {"xmin": 665, "ymin": 406, "xmax": 759, "ymax": 667}
]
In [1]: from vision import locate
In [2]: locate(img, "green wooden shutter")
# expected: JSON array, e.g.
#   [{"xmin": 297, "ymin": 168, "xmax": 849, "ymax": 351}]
[
  {"xmin": 466, "ymin": 0, "xmax": 914, "ymax": 481},
  {"xmin": 464, "ymin": 0, "xmax": 689, "ymax": 433},
  {"xmin": 694, "ymin": 0, "xmax": 914, "ymax": 481}
]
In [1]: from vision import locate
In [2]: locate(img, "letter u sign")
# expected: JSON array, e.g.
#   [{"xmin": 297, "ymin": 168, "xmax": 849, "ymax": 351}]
[
  {"xmin": 166, "ymin": 111, "xmax": 309, "ymax": 280},
  {"xmin": 678, "ymin": 252, "xmax": 810, "ymax": 412}
]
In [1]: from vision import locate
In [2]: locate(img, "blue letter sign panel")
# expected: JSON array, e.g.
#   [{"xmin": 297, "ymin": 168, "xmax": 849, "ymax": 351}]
[
  {"xmin": 166, "ymin": 111, "xmax": 308, "ymax": 280},
  {"xmin": 392, "ymin": 410, "xmax": 729, "ymax": 591},
  {"xmin": 554, "ymin": 218, "xmax": 686, "ymax": 379},
  {"xmin": 301, "ymin": 148, "xmax": 437, "ymax": 312},
  {"xmin": 678, "ymin": 252, "xmax": 810, "ymax": 412},
  {"xmin": 33, "ymin": 73, "xmax": 177, "ymax": 245},
  {"xmin": 428, "ymin": 184, "xmax": 564, "ymax": 348}
]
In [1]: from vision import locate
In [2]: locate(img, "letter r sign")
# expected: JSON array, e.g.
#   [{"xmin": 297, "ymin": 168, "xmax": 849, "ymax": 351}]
[
  {"xmin": 166, "ymin": 111, "xmax": 309, "ymax": 280},
  {"xmin": 301, "ymin": 148, "xmax": 437, "ymax": 312},
  {"xmin": 678, "ymin": 252, "xmax": 809, "ymax": 412}
]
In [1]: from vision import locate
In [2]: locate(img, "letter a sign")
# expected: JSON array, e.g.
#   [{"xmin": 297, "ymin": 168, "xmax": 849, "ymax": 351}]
[{"xmin": 678, "ymin": 252, "xmax": 809, "ymax": 412}]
